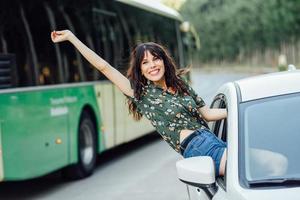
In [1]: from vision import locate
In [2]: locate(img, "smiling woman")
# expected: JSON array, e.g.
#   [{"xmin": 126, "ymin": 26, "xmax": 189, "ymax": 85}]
[{"xmin": 51, "ymin": 27, "xmax": 228, "ymax": 176}]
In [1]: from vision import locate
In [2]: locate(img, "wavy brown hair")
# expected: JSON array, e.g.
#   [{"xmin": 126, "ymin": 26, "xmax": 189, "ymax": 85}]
[{"xmin": 126, "ymin": 42, "xmax": 191, "ymax": 120}]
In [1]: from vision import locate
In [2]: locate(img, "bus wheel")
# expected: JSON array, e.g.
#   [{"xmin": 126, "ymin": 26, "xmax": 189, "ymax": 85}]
[{"xmin": 63, "ymin": 111, "xmax": 97, "ymax": 180}]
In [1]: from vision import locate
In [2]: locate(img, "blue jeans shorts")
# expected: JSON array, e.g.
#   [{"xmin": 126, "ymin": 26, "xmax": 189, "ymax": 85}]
[{"xmin": 181, "ymin": 128, "xmax": 227, "ymax": 176}]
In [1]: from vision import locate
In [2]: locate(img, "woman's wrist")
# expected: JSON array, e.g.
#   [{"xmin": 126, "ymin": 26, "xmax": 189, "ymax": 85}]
[{"xmin": 67, "ymin": 32, "xmax": 77, "ymax": 43}]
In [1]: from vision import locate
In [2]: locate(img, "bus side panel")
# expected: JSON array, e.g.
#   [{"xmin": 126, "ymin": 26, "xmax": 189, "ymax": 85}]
[
  {"xmin": 113, "ymin": 87, "xmax": 154, "ymax": 142},
  {"xmin": 94, "ymin": 82, "xmax": 154, "ymax": 150},
  {"xmin": 93, "ymin": 82, "xmax": 115, "ymax": 151},
  {"xmin": 64, "ymin": 85, "xmax": 103, "ymax": 164},
  {"xmin": 125, "ymin": 112, "xmax": 154, "ymax": 142},
  {"xmin": 114, "ymin": 86, "xmax": 126, "ymax": 145},
  {"xmin": 0, "ymin": 89, "xmax": 68, "ymax": 180}
]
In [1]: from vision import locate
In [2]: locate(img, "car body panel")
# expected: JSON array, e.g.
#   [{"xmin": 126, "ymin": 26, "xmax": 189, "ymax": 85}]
[{"xmin": 235, "ymin": 70, "xmax": 300, "ymax": 102}]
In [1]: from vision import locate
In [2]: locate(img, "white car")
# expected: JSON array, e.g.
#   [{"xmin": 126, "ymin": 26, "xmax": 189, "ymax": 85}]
[{"xmin": 176, "ymin": 69, "xmax": 300, "ymax": 200}]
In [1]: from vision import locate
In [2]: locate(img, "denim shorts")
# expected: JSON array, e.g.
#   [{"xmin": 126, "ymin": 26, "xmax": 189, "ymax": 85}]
[{"xmin": 181, "ymin": 128, "xmax": 227, "ymax": 176}]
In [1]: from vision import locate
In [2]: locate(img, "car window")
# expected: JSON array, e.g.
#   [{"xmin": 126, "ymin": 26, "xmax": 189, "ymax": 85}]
[
  {"xmin": 210, "ymin": 94, "xmax": 227, "ymax": 142},
  {"xmin": 240, "ymin": 93, "xmax": 300, "ymax": 186}
]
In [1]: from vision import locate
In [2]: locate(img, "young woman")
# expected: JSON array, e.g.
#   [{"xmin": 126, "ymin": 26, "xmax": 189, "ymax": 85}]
[{"xmin": 51, "ymin": 30, "xmax": 227, "ymax": 176}]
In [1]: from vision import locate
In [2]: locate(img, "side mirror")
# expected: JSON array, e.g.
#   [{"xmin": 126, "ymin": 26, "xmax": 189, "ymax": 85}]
[{"xmin": 176, "ymin": 157, "xmax": 218, "ymax": 198}]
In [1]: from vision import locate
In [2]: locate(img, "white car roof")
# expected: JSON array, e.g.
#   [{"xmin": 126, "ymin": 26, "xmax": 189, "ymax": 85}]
[{"xmin": 235, "ymin": 70, "xmax": 300, "ymax": 102}]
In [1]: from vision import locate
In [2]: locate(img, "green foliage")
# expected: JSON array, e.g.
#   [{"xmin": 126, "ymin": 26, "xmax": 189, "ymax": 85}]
[
  {"xmin": 181, "ymin": 0, "xmax": 300, "ymax": 62},
  {"xmin": 278, "ymin": 64, "xmax": 287, "ymax": 71}
]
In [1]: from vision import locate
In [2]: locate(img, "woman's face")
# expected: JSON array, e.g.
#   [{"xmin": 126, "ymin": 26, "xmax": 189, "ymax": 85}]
[{"xmin": 140, "ymin": 50, "xmax": 165, "ymax": 85}]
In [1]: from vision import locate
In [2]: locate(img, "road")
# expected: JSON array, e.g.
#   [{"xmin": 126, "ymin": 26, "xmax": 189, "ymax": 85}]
[{"xmin": 0, "ymin": 70, "xmax": 252, "ymax": 200}]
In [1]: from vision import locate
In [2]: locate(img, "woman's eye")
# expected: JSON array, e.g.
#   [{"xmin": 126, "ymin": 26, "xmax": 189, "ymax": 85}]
[{"xmin": 142, "ymin": 61, "xmax": 148, "ymax": 65}]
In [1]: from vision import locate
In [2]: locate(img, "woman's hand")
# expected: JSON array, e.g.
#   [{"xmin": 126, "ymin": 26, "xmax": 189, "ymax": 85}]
[{"xmin": 51, "ymin": 30, "xmax": 74, "ymax": 43}]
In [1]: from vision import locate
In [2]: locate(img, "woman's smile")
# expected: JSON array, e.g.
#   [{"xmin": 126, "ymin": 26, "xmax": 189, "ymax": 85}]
[{"xmin": 149, "ymin": 68, "xmax": 160, "ymax": 75}]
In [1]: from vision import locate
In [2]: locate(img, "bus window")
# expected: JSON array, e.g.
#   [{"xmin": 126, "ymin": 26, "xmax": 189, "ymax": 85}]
[
  {"xmin": 1, "ymin": 1, "xmax": 35, "ymax": 87},
  {"xmin": 0, "ymin": 54, "xmax": 17, "ymax": 89},
  {"xmin": 25, "ymin": 2, "xmax": 63, "ymax": 85},
  {"xmin": 92, "ymin": 2, "xmax": 119, "ymax": 80},
  {"xmin": 55, "ymin": 4, "xmax": 87, "ymax": 83}
]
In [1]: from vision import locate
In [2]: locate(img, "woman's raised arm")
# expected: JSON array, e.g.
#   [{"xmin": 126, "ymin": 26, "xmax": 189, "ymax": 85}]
[{"xmin": 51, "ymin": 30, "xmax": 134, "ymax": 97}]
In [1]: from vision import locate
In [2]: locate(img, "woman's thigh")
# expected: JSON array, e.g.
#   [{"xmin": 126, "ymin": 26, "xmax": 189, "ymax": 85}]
[{"xmin": 183, "ymin": 129, "xmax": 226, "ymax": 158}]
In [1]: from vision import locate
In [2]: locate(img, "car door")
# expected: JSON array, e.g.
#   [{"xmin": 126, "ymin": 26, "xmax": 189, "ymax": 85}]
[
  {"xmin": 186, "ymin": 94, "xmax": 229, "ymax": 200},
  {"xmin": 210, "ymin": 94, "xmax": 228, "ymax": 199}
]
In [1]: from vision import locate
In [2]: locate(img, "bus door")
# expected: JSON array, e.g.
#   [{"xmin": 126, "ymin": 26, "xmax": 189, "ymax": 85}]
[{"xmin": 93, "ymin": 5, "xmax": 124, "ymax": 147}]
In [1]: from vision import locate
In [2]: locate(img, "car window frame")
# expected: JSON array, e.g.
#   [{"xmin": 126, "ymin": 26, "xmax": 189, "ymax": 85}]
[{"xmin": 210, "ymin": 93, "xmax": 227, "ymax": 191}]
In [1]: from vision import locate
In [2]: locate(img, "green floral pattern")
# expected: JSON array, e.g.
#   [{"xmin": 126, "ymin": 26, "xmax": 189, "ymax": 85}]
[{"xmin": 128, "ymin": 80, "xmax": 207, "ymax": 153}]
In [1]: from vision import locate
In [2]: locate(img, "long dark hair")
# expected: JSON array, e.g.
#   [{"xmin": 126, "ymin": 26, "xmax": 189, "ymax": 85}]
[{"xmin": 126, "ymin": 42, "xmax": 190, "ymax": 120}]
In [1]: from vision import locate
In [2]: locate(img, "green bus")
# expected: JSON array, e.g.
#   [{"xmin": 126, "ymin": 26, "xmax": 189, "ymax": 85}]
[{"xmin": 0, "ymin": 0, "xmax": 194, "ymax": 181}]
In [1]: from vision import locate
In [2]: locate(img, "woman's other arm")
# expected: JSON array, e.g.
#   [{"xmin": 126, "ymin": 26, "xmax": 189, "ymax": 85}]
[
  {"xmin": 185, "ymin": 83, "xmax": 227, "ymax": 121},
  {"xmin": 198, "ymin": 105, "xmax": 227, "ymax": 122},
  {"xmin": 51, "ymin": 30, "xmax": 134, "ymax": 97}
]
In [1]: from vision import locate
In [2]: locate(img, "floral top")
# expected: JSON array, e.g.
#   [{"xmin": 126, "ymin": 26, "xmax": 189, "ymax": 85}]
[{"xmin": 127, "ymin": 80, "xmax": 208, "ymax": 153}]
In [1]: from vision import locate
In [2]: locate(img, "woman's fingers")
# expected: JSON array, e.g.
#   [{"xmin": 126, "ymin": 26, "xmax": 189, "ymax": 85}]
[
  {"xmin": 51, "ymin": 30, "xmax": 65, "ymax": 43},
  {"xmin": 51, "ymin": 30, "xmax": 73, "ymax": 43},
  {"xmin": 54, "ymin": 30, "xmax": 65, "ymax": 35},
  {"xmin": 51, "ymin": 31, "xmax": 56, "ymax": 42},
  {"xmin": 51, "ymin": 31, "xmax": 59, "ymax": 42}
]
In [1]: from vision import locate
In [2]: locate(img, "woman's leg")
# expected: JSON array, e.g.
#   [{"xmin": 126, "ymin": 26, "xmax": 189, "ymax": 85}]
[
  {"xmin": 219, "ymin": 149, "xmax": 227, "ymax": 176},
  {"xmin": 182, "ymin": 129, "xmax": 227, "ymax": 176}
]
